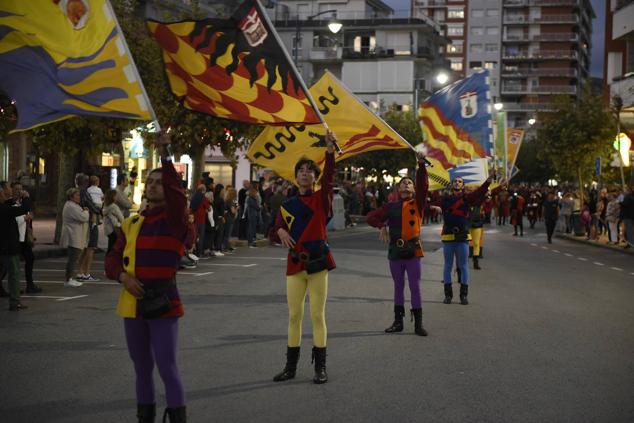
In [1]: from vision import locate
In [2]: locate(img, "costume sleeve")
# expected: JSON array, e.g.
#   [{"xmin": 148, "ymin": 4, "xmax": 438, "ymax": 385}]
[
  {"xmin": 105, "ymin": 228, "xmax": 126, "ymax": 281},
  {"xmin": 366, "ymin": 203, "xmax": 389, "ymax": 228},
  {"xmin": 415, "ymin": 163, "xmax": 429, "ymax": 213},
  {"xmin": 270, "ymin": 208, "xmax": 285, "ymax": 241},
  {"xmin": 162, "ymin": 158, "xmax": 188, "ymax": 240},
  {"xmin": 465, "ymin": 179, "xmax": 492, "ymax": 206},
  {"xmin": 321, "ymin": 152, "xmax": 335, "ymax": 217}
]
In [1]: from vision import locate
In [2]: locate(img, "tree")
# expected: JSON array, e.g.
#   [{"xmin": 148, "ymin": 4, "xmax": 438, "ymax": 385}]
[
  {"xmin": 514, "ymin": 136, "xmax": 556, "ymax": 184},
  {"xmin": 339, "ymin": 105, "xmax": 419, "ymax": 178},
  {"xmin": 537, "ymin": 85, "xmax": 615, "ymax": 202}
]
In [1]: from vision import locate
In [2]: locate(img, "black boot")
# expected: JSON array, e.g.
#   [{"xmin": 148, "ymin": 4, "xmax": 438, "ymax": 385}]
[
  {"xmin": 459, "ymin": 284, "xmax": 469, "ymax": 305},
  {"xmin": 162, "ymin": 406, "xmax": 186, "ymax": 423},
  {"xmin": 273, "ymin": 346, "xmax": 300, "ymax": 382},
  {"xmin": 410, "ymin": 308, "xmax": 428, "ymax": 336},
  {"xmin": 137, "ymin": 403, "xmax": 156, "ymax": 423},
  {"xmin": 468, "ymin": 246, "xmax": 473, "ymax": 258},
  {"xmin": 312, "ymin": 346, "xmax": 328, "ymax": 384},
  {"xmin": 473, "ymin": 257, "xmax": 481, "ymax": 270},
  {"xmin": 385, "ymin": 305, "xmax": 405, "ymax": 333},
  {"xmin": 443, "ymin": 284, "xmax": 453, "ymax": 304}
]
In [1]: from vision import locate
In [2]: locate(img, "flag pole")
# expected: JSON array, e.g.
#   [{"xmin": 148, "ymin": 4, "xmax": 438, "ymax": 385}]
[
  {"xmin": 255, "ymin": 0, "xmax": 342, "ymax": 153},
  {"xmin": 105, "ymin": 0, "xmax": 161, "ymax": 132}
]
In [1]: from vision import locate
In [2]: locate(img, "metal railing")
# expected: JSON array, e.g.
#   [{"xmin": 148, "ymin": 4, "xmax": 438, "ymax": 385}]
[
  {"xmin": 503, "ymin": 50, "xmax": 579, "ymax": 59},
  {"xmin": 503, "ymin": 0, "xmax": 578, "ymax": 6},
  {"xmin": 501, "ymin": 85, "xmax": 577, "ymax": 93},
  {"xmin": 340, "ymin": 45, "xmax": 436, "ymax": 59},
  {"xmin": 308, "ymin": 47, "xmax": 343, "ymax": 61},
  {"xmin": 503, "ymin": 14, "xmax": 579, "ymax": 24},
  {"xmin": 503, "ymin": 33, "xmax": 579, "ymax": 42},
  {"xmin": 502, "ymin": 102, "xmax": 556, "ymax": 111},
  {"xmin": 501, "ymin": 68, "xmax": 579, "ymax": 77}
]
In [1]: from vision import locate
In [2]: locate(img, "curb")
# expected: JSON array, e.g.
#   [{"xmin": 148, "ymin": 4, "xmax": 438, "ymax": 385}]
[{"xmin": 555, "ymin": 233, "xmax": 634, "ymax": 256}]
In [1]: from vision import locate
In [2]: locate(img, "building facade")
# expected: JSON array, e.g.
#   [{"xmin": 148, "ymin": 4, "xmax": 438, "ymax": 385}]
[{"xmin": 269, "ymin": 0, "xmax": 448, "ymax": 111}]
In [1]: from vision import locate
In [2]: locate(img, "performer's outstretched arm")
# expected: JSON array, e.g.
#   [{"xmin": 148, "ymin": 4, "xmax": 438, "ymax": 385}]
[
  {"xmin": 321, "ymin": 131, "xmax": 336, "ymax": 217},
  {"xmin": 415, "ymin": 152, "xmax": 429, "ymax": 214}
]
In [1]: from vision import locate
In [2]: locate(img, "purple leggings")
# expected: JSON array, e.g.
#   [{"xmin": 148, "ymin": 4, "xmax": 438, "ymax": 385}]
[
  {"xmin": 389, "ymin": 257, "xmax": 422, "ymax": 309},
  {"xmin": 124, "ymin": 317, "xmax": 185, "ymax": 407}
]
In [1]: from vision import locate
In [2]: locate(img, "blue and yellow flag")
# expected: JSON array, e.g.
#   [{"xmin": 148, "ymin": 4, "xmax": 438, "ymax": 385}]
[
  {"xmin": 0, "ymin": 0, "xmax": 154, "ymax": 131},
  {"xmin": 419, "ymin": 71, "xmax": 493, "ymax": 171}
]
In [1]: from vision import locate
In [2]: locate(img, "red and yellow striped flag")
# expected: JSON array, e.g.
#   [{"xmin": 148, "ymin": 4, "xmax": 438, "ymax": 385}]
[{"xmin": 147, "ymin": 0, "xmax": 320, "ymax": 125}]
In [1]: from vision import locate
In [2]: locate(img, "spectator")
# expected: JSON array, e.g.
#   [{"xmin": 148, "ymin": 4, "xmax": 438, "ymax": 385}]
[
  {"xmin": 11, "ymin": 182, "xmax": 41, "ymax": 293},
  {"xmin": 620, "ymin": 187, "xmax": 634, "ymax": 249},
  {"xmin": 542, "ymin": 191, "xmax": 559, "ymax": 244},
  {"xmin": 0, "ymin": 181, "xmax": 32, "ymax": 310},
  {"xmin": 189, "ymin": 184, "xmax": 210, "ymax": 258},
  {"xmin": 60, "ymin": 187, "xmax": 87, "ymax": 287},
  {"xmin": 222, "ymin": 187, "xmax": 238, "ymax": 253},
  {"xmin": 116, "ymin": 174, "xmax": 133, "ymax": 218},
  {"xmin": 87, "ymin": 175, "xmax": 104, "ymax": 210},
  {"xmin": 103, "ymin": 189, "xmax": 124, "ymax": 253},
  {"xmin": 238, "ymin": 180, "xmax": 250, "ymax": 240},
  {"xmin": 606, "ymin": 192, "xmax": 620, "ymax": 244},
  {"xmin": 558, "ymin": 192, "xmax": 573, "ymax": 233},
  {"xmin": 246, "ymin": 186, "xmax": 261, "ymax": 247},
  {"xmin": 213, "ymin": 184, "xmax": 226, "ymax": 256},
  {"xmin": 77, "ymin": 173, "xmax": 101, "ymax": 282}
]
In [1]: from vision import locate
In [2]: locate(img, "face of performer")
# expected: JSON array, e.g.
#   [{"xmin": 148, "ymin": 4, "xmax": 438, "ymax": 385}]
[
  {"xmin": 399, "ymin": 178, "xmax": 415, "ymax": 199},
  {"xmin": 296, "ymin": 163, "xmax": 316, "ymax": 191},
  {"xmin": 451, "ymin": 177, "xmax": 464, "ymax": 193},
  {"xmin": 145, "ymin": 170, "xmax": 164, "ymax": 206}
]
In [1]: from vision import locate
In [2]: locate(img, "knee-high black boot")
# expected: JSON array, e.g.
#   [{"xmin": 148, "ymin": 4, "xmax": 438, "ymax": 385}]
[
  {"xmin": 273, "ymin": 346, "xmax": 300, "ymax": 382},
  {"xmin": 162, "ymin": 406, "xmax": 186, "ymax": 423},
  {"xmin": 385, "ymin": 305, "xmax": 405, "ymax": 333},
  {"xmin": 137, "ymin": 403, "xmax": 155, "ymax": 423},
  {"xmin": 460, "ymin": 284, "xmax": 469, "ymax": 305},
  {"xmin": 473, "ymin": 256, "xmax": 481, "ymax": 270},
  {"xmin": 410, "ymin": 308, "xmax": 428, "ymax": 336},
  {"xmin": 443, "ymin": 284, "xmax": 453, "ymax": 304},
  {"xmin": 312, "ymin": 346, "xmax": 328, "ymax": 384}
]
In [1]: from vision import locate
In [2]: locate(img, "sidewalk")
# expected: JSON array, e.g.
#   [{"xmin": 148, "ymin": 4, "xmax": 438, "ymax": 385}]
[{"xmin": 555, "ymin": 231, "xmax": 634, "ymax": 256}]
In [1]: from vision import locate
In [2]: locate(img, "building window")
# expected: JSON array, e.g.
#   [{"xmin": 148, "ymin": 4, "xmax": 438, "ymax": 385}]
[
  {"xmin": 486, "ymin": 26, "xmax": 499, "ymax": 35},
  {"xmin": 470, "ymin": 44, "xmax": 483, "ymax": 53},
  {"xmin": 447, "ymin": 24, "xmax": 464, "ymax": 36},
  {"xmin": 472, "ymin": 9, "xmax": 484, "ymax": 18},
  {"xmin": 450, "ymin": 59, "xmax": 463, "ymax": 71},
  {"xmin": 469, "ymin": 61, "xmax": 482, "ymax": 70},
  {"xmin": 447, "ymin": 8, "xmax": 464, "ymax": 19},
  {"xmin": 485, "ymin": 44, "xmax": 498, "ymax": 52},
  {"xmin": 434, "ymin": 10, "xmax": 445, "ymax": 21},
  {"xmin": 484, "ymin": 61, "xmax": 497, "ymax": 69},
  {"xmin": 486, "ymin": 9, "xmax": 499, "ymax": 17},
  {"xmin": 204, "ymin": 163, "xmax": 233, "ymax": 188},
  {"xmin": 292, "ymin": 35, "xmax": 302, "ymax": 57},
  {"xmin": 472, "ymin": 26, "xmax": 484, "ymax": 36},
  {"xmin": 447, "ymin": 42, "xmax": 463, "ymax": 53}
]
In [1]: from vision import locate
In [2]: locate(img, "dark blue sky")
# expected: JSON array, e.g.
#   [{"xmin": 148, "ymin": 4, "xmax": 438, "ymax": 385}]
[{"xmin": 383, "ymin": 0, "xmax": 605, "ymax": 77}]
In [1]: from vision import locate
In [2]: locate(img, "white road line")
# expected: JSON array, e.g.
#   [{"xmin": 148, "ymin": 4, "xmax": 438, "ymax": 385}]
[
  {"xmin": 552, "ymin": 250, "xmax": 560, "ymax": 253},
  {"xmin": 21, "ymin": 295, "xmax": 81, "ymax": 300},
  {"xmin": 593, "ymin": 262, "xmax": 604, "ymax": 266},
  {"xmin": 564, "ymin": 253, "xmax": 573, "ymax": 257},
  {"xmin": 611, "ymin": 267, "xmax": 623, "ymax": 271},
  {"xmin": 630, "ymin": 272, "xmax": 634, "ymax": 276},
  {"xmin": 57, "ymin": 295, "xmax": 89, "ymax": 302},
  {"xmin": 27, "ymin": 280, "xmax": 119, "ymax": 286},
  {"xmin": 541, "ymin": 246, "xmax": 548, "ymax": 250},
  {"xmin": 195, "ymin": 263, "xmax": 257, "ymax": 268},
  {"xmin": 578, "ymin": 257, "xmax": 588, "ymax": 261},
  {"xmin": 530, "ymin": 243, "xmax": 538, "ymax": 247},
  {"xmin": 218, "ymin": 256, "xmax": 286, "ymax": 261},
  {"xmin": 194, "ymin": 272, "xmax": 214, "ymax": 277}
]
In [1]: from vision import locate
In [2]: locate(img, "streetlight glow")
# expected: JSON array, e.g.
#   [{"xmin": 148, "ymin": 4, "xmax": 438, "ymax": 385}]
[
  {"xmin": 436, "ymin": 72, "xmax": 449, "ymax": 85},
  {"xmin": 528, "ymin": 118, "xmax": 536, "ymax": 126},
  {"xmin": 327, "ymin": 20, "xmax": 342, "ymax": 34},
  {"xmin": 494, "ymin": 102, "xmax": 503, "ymax": 111}
]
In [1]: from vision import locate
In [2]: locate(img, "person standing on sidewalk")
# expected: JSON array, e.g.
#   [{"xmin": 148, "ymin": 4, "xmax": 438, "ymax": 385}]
[
  {"xmin": 12, "ymin": 182, "xmax": 41, "ymax": 294},
  {"xmin": 620, "ymin": 187, "xmax": 634, "ymax": 249},
  {"xmin": 0, "ymin": 181, "xmax": 32, "ymax": 310},
  {"xmin": 366, "ymin": 151, "xmax": 429, "ymax": 336},
  {"xmin": 542, "ymin": 191, "xmax": 559, "ymax": 244},
  {"xmin": 60, "ymin": 188, "xmax": 88, "ymax": 287},
  {"xmin": 271, "ymin": 131, "xmax": 337, "ymax": 384},
  {"xmin": 105, "ymin": 133, "xmax": 188, "ymax": 423},
  {"xmin": 76, "ymin": 173, "xmax": 101, "ymax": 282},
  {"xmin": 103, "ymin": 189, "xmax": 124, "ymax": 253},
  {"xmin": 606, "ymin": 193, "xmax": 621, "ymax": 244},
  {"xmin": 116, "ymin": 174, "xmax": 133, "ymax": 218}
]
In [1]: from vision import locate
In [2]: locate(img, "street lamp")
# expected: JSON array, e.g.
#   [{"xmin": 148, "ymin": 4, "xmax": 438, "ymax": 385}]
[
  {"xmin": 435, "ymin": 72, "xmax": 449, "ymax": 85},
  {"xmin": 528, "ymin": 117, "xmax": 536, "ymax": 126},
  {"xmin": 494, "ymin": 102, "xmax": 503, "ymax": 111}
]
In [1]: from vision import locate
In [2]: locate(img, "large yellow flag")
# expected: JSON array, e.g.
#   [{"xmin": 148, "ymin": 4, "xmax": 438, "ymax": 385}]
[
  {"xmin": 0, "ymin": 0, "xmax": 154, "ymax": 131},
  {"xmin": 247, "ymin": 71, "xmax": 411, "ymax": 181}
]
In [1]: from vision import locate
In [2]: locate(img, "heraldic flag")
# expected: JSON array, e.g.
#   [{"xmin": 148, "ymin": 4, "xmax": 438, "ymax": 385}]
[
  {"xmin": 147, "ymin": 0, "xmax": 321, "ymax": 126},
  {"xmin": 419, "ymin": 70, "xmax": 493, "ymax": 174},
  {"xmin": 247, "ymin": 71, "xmax": 411, "ymax": 182},
  {"xmin": 0, "ymin": 0, "xmax": 154, "ymax": 131}
]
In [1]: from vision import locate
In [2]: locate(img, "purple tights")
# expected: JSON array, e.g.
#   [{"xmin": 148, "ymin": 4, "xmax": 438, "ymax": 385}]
[
  {"xmin": 389, "ymin": 257, "xmax": 422, "ymax": 309},
  {"xmin": 124, "ymin": 317, "xmax": 185, "ymax": 407}
]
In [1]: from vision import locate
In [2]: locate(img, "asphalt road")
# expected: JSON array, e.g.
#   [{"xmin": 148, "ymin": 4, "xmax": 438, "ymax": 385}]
[{"xmin": 1, "ymin": 222, "xmax": 633, "ymax": 423}]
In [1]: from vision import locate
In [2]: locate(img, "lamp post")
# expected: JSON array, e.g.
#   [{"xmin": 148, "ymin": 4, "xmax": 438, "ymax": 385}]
[{"xmin": 293, "ymin": 9, "xmax": 342, "ymax": 65}]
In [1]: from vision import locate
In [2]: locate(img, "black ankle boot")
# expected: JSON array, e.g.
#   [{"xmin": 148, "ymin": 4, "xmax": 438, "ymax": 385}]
[
  {"xmin": 137, "ymin": 403, "xmax": 156, "ymax": 423},
  {"xmin": 459, "ymin": 284, "xmax": 469, "ymax": 305},
  {"xmin": 385, "ymin": 305, "xmax": 405, "ymax": 333},
  {"xmin": 443, "ymin": 284, "xmax": 453, "ymax": 304},
  {"xmin": 162, "ymin": 406, "xmax": 186, "ymax": 423},
  {"xmin": 273, "ymin": 346, "xmax": 300, "ymax": 382},
  {"xmin": 410, "ymin": 308, "xmax": 428, "ymax": 336},
  {"xmin": 473, "ymin": 257, "xmax": 481, "ymax": 270},
  {"xmin": 312, "ymin": 346, "xmax": 328, "ymax": 384}
]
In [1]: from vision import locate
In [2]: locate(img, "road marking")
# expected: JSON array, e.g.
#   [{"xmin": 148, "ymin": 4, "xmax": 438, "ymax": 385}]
[
  {"xmin": 27, "ymin": 280, "xmax": 119, "ymax": 286},
  {"xmin": 21, "ymin": 295, "xmax": 88, "ymax": 302},
  {"xmin": 219, "ymin": 256, "xmax": 286, "ymax": 261},
  {"xmin": 578, "ymin": 257, "xmax": 588, "ymax": 261},
  {"xmin": 552, "ymin": 250, "xmax": 560, "ymax": 253},
  {"xmin": 593, "ymin": 262, "xmax": 604, "ymax": 266},
  {"xmin": 541, "ymin": 246, "xmax": 548, "ymax": 250},
  {"xmin": 194, "ymin": 272, "xmax": 214, "ymax": 277},
  {"xmin": 57, "ymin": 295, "xmax": 89, "ymax": 302},
  {"xmin": 195, "ymin": 263, "xmax": 257, "ymax": 268},
  {"xmin": 611, "ymin": 267, "xmax": 623, "ymax": 271},
  {"xmin": 178, "ymin": 271, "xmax": 218, "ymax": 276},
  {"xmin": 631, "ymin": 272, "xmax": 634, "ymax": 276},
  {"xmin": 564, "ymin": 253, "xmax": 573, "ymax": 257},
  {"xmin": 530, "ymin": 243, "xmax": 538, "ymax": 247}
]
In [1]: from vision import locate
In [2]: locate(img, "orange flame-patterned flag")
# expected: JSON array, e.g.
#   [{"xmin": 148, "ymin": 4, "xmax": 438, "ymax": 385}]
[{"xmin": 147, "ymin": 0, "xmax": 321, "ymax": 125}]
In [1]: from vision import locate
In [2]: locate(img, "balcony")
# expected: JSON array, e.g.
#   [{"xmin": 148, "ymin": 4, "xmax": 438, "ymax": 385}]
[
  {"xmin": 503, "ymin": 50, "xmax": 579, "ymax": 60},
  {"xmin": 503, "ymin": 34, "xmax": 531, "ymax": 42},
  {"xmin": 340, "ymin": 45, "xmax": 437, "ymax": 60},
  {"xmin": 308, "ymin": 47, "xmax": 342, "ymax": 61},
  {"xmin": 501, "ymin": 102, "xmax": 556, "ymax": 111},
  {"xmin": 532, "ymin": 33, "xmax": 579, "ymax": 42},
  {"xmin": 504, "ymin": 0, "xmax": 578, "ymax": 5},
  {"xmin": 501, "ymin": 85, "xmax": 578, "ymax": 94},
  {"xmin": 501, "ymin": 68, "xmax": 579, "ymax": 77},
  {"xmin": 504, "ymin": 15, "xmax": 529, "ymax": 24},
  {"xmin": 533, "ymin": 15, "xmax": 579, "ymax": 24}
]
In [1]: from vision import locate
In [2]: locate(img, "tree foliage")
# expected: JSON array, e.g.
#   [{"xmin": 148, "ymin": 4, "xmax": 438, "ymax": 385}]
[
  {"xmin": 339, "ymin": 105, "xmax": 420, "ymax": 178},
  {"xmin": 514, "ymin": 136, "xmax": 556, "ymax": 184},
  {"xmin": 536, "ymin": 85, "xmax": 615, "ymax": 191}
]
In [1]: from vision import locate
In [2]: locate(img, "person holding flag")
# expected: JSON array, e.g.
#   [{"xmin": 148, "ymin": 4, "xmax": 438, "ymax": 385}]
[
  {"xmin": 271, "ymin": 131, "xmax": 337, "ymax": 385},
  {"xmin": 440, "ymin": 175, "xmax": 505, "ymax": 305},
  {"xmin": 366, "ymin": 151, "xmax": 429, "ymax": 336}
]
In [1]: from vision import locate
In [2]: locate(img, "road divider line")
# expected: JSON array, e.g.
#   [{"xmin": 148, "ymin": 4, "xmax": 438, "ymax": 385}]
[
  {"xmin": 27, "ymin": 280, "xmax": 119, "ymax": 286},
  {"xmin": 530, "ymin": 243, "xmax": 538, "ymax": 247},
  {"xmin": 541, "ymin": 246, "xmax": 548, "ymax": 250},
  {"xmin": 195, "ymin": 263, "xmax": 258, "ymax": 268},
  {"xmin": 194, "ymin": 272, "xmax": 214, "ymax": 277},
  {"xmin": 57, "ymin": 295, "xmax": 89, "ymax": 302},
  {"xmin": 552, "ymin": 249, "xmax": 560, "ymax": 253},
  {"xmin": 578, "ymin": 257, "xmax": 588, "ymax": 261},
  {"xmin": 611, "ymin": 267, "xmax": 623, "ymax": 271},
  {"xmin": 593, "ymin": 262, "xmax": 604, "ymax": 266},
  {"xmin": 21, "ymin": 295, "xmax": 80, "ymax": 300},
  {"xmin": 564, "ymin": 253, "xmax": 573, "ymax": 257}
]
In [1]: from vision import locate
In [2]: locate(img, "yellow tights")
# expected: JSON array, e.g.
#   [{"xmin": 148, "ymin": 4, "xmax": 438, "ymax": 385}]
[
  {"xmin": 469, "ymin": 227, "xmax": 483, "ymax": 256},
  {"xmin": 286, "ymin": 270, "xmax": 328, "ymax": 348}
]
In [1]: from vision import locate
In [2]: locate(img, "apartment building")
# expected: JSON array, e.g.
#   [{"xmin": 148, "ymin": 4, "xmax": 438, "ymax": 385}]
[
  {"xmin": 269, "ymin": 0, "xmax": 448, "ymax": 111},
  {"xmin": 604, "ymin": 0, "xmax": 634, "ymax": 131}
]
